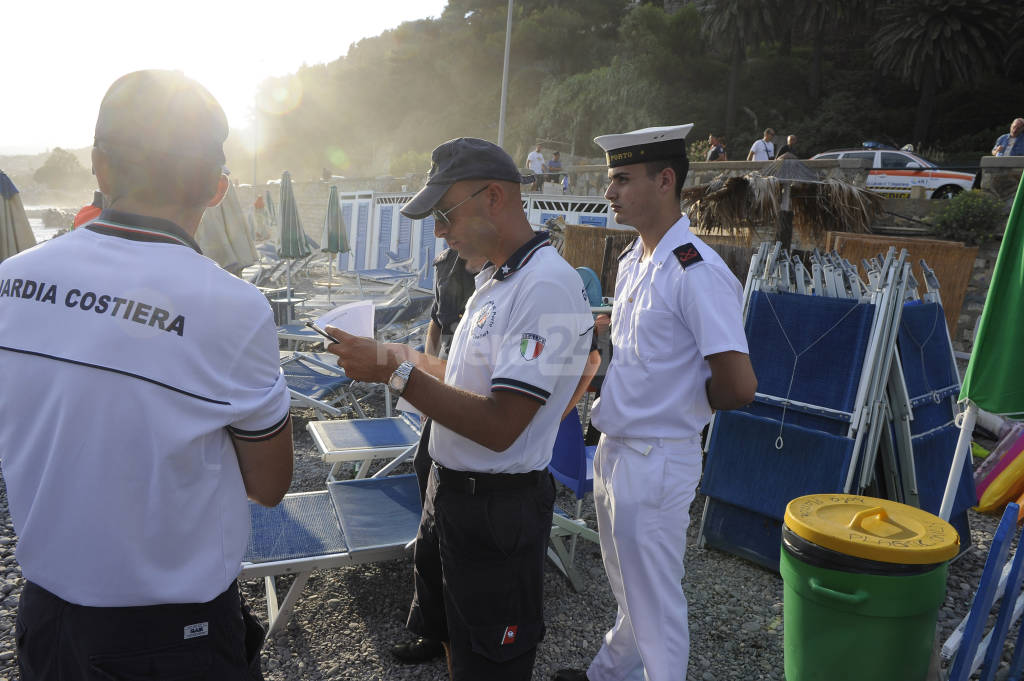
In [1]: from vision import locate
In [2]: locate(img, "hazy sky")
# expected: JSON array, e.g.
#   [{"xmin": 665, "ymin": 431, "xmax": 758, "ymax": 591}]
[{"xmin": 2, "ymin": 0, "xmax": 449, "ymax": 155}]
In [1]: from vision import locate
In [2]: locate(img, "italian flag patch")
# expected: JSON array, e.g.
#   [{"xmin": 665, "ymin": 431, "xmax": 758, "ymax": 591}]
[{"xmin": 519, "ymin": 333, "xmax": 545, "ymax": 360}]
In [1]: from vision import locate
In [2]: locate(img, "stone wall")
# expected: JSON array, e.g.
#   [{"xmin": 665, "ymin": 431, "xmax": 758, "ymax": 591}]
[
  {"xmin": 562, "ymin": 158, "xmax": 872, "ymax": 197},
  {"xmin": 980, "ymin": 156, "xmax": 1024, "ymax": 202}
]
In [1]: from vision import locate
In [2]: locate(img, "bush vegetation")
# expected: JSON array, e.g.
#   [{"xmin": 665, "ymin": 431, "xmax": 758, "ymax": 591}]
[{"xmin": 931, "ymin": 190, "xmax": 1006, "ymax": 245}]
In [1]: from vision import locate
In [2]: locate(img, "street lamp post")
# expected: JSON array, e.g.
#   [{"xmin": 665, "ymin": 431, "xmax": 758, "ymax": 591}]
[{"xmin": 497, "ymin": 0, "xmax": 513, "ymax": 147}]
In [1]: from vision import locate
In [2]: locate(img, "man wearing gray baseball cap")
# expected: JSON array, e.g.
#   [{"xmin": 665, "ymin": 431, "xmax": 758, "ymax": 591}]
[{"xmin": 325, "ymin": 137, "xmax": 593, "ymax": 680}]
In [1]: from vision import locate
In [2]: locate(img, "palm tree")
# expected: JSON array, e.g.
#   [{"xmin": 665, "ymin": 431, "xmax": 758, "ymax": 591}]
[
  {"xmin": 789, "ymin": 0, "xmax": 874, "ymax": 103},
  {"xmin": 870, "ymin": 0, "xmax": 1009, "ymax": 145},
  {"xmin": 696, "ymin": 0, "xmax": 778, "ymax": 138}
]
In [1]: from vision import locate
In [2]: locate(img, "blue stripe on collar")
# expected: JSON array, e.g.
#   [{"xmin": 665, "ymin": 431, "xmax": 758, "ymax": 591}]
[{"xmin": 492, "ymin": 231, "xmax": 551, "ymax": 281}]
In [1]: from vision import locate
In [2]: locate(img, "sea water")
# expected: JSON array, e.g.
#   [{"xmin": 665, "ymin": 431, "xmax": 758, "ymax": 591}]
[{"xmin": 28, "ymin": 217, "xmax": 61, "ymax": 243}]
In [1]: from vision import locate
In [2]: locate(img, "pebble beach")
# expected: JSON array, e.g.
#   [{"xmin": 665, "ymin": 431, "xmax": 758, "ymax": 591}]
[{"xmin": 0, "ymin": 386, "xmax": 1009, "ymax": 680}]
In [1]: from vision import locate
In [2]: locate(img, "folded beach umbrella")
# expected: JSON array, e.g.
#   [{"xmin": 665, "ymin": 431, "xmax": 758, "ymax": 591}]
[
  {"xmin": 0, "ymin": 171, "xmax": 36, "ymax": 263},
  {"xmin": 196, "ymin": 181, "xmax": 259, "ymax": 276},
  {"xmin": 320, "ymin": 185, "xmax": 350, "ymax": 303},
  {"xmin": 277, "ymin": 171, "xmax": 311, "ymax": 322},
  {"xmin": 265, "ymin": 189, "xmax": 278, "ymax": 247}
]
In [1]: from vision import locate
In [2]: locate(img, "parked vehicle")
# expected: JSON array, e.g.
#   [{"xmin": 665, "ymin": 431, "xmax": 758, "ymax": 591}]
[{"xmin": 811, "ymin": 144, "xmax": 975, "ymax": 199}]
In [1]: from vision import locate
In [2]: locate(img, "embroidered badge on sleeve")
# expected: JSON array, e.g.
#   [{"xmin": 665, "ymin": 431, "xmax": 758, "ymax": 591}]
[
  {"xmin": 673, "ymin": 243, "xmax": 703, "ymax": 269},
  {"xmin": 519, "ymin": 333, "xmax": 545, "ymax": 360}
]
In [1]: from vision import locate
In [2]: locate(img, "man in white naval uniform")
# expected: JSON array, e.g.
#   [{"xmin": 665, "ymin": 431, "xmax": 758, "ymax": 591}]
[{"xmin": 554, "ymin": 125, "xmax": 757, "ymax": 681}]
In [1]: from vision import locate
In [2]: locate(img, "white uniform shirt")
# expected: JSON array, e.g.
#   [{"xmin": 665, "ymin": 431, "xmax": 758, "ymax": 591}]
[
  {"xmin": 429, "ymin": 233, "xmax": 593, "ymax": 473},
  {"xmin": 591, "ymin": 216, "xmax": 747, "ymax": 439},
  {"xmin": 749, "ymin": 139, "xmax": 775, "ymax": 161},
  {"xmin": 0, "ymin": 211, "xmax": 290, "ymax": 607}
]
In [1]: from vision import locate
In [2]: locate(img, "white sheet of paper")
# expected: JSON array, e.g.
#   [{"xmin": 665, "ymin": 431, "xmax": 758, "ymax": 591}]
[
  {"xmin": 316, "ymin": 300, "xmax": 375, "ymax": 342},
  {"xmin": 395, "ymin": 396, "xmax": 420, "ymax": 416}
]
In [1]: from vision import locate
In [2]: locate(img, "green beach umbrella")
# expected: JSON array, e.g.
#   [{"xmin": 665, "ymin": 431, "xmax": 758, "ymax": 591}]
[
  {"xmin": 940, "ymin": 174, "xmax": 1024, "ymax": 519},
  {"xmin": 265, "ymin": 189, "xmax": 278, "ymax": 245},
  {"xmin": 277, "ymin": 170, "xmax": 311, "ymax": 322},
  {"xmin": 320, "ymin": 184, "xmax": 350, "ymax": 303},
  {"xmin": 0, "ymin": 171, "xmax": 36, "ymax": 263}
]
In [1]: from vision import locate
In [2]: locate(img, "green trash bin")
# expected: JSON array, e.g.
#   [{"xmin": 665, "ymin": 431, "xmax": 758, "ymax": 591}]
[{"xmin": 780, "ymin": 494, "xmax": 960, "ymax": 681}]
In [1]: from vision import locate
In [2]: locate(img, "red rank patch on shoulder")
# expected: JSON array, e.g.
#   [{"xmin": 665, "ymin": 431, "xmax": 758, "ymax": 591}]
[
  {"xmin": 673, "ymin": 243, "xmax": 703, "ymax": 269},
  {"xmin": 501, "ymin": 625, "xmax": 518, "ymax": 645}
]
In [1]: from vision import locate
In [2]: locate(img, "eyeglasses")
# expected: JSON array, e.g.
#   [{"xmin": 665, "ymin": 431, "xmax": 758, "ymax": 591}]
[{"xmin": 432, "ymin": 185, "xmax": 489, "ymax": 225}]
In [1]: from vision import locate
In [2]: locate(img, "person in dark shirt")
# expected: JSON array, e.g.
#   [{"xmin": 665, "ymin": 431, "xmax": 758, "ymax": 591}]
[
  {"xmin": 706, "ymin": 133, "xmax": 727, "ymax": 161},
  {"xmin": 776, "ymin": 134, "xmax": 798, "ymax": 159}
]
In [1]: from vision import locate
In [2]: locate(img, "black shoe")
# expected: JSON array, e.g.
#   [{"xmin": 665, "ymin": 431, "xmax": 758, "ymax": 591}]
[
  {"xmin": 390, "ymin": 636, "xmax": 444, "ymax": 663},
  {"xmin": 552, "ymin": 670, "xmax": 589, "ymax": 681}
]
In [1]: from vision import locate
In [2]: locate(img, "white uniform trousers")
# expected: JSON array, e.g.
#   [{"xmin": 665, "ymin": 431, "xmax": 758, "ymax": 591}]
[{"xmin": 587, "ymin": 433, "xmax": 703, "ymax": 681}]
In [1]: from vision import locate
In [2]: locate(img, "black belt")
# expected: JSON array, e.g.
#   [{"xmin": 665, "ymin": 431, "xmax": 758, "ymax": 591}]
[{"xmin": 432, "ymin": 463, "xmax": 546, "ymax": 495}]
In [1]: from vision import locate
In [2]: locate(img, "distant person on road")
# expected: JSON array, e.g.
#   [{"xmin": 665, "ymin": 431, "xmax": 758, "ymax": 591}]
[
  {"xmin": 747, "ymin": 128, "xmax": 776, "ymax": 161},
  {"xmin": 706, "ymin": 133, "xmax": 727, "ymax": 161},
  {"xmin": 547, "ymin": 151, "xmax": 564, "ymax": 192},
  {"xmin": 547, "ymin": 150, "xmax": 563, "ymax": 173},
  {"xmin": 776, "ymin": 135, "xmax": 798, "ymax": 159},
  {"xmin": 527, "ymin": 143, "xmax": 546, "ymax": 190},
  {"xmin": 992, "ymin": 118, "xmax": 1024, "ymax": 157}
]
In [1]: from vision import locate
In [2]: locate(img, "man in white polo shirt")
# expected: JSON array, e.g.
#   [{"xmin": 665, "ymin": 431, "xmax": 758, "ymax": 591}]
[
  {"xmin": 0, "ymin": 70, "xmax": 293, "ymax": 680},
  {"xmin": 553, "ymin": 125, "xmax": 757, "ymax": 681},
  {"xmin": 327, "ymin": 137, "xmax": 593, "ymax": 681}
]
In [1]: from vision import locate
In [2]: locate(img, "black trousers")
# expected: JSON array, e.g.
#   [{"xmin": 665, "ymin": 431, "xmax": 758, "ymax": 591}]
[
  {"xmin": 16, "ymin": 580, "xmax": 264, "ymax": 681},
  {"xmin": 413, "ymin": 418, "xmax": 434, "ymax": 504},
  {"xmin": 407, "ymin": 463, "xmax": 555, "ymax": 681}
]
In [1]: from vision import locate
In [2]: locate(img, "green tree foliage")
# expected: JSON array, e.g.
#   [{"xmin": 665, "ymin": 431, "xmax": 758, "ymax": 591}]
[
  {"xmin": 243, "ymin": 0, "xmax": 1020, "ymax": 183},
  {"xmin": 931, "ymin": 190, "xmax": 1005, "ymax": 245},
  {"xmin": 870, "ymin": 0, "xmax": 1010, "ymax": 145},
  {"xmin": 33, "ymin": 148, "xmax": 90, "ymax": 189}
]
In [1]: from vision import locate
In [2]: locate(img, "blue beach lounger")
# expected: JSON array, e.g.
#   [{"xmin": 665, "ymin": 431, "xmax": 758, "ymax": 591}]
[{"xmin": 241, "ymin": 472, "xmax": 422, "ymax": 637}]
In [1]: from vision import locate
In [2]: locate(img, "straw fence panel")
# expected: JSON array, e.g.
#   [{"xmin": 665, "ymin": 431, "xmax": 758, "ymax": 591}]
[
  {"xmin": 561, "ymin": 225, "xmax": 637, "ymax": 297},
  {"xmin": 825, "ymin": 232, "xmax": 977, "ymax": 336}
]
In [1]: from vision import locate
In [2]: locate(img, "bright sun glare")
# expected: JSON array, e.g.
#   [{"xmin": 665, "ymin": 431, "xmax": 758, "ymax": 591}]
[{"xmin": 3, "ymin": 0, "xmax": 448, "ymax": 155}]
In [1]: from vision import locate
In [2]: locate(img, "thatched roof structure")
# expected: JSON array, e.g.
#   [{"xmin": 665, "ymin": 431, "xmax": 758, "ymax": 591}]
[{"xmin": 682, "ymin": 164, "xmax": 884, "ymax": 246}]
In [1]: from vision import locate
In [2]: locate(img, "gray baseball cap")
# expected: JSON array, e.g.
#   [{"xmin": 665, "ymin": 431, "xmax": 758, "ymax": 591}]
[
  {"xmin": 401, "ymin": 137, "xmax": 532, "ymax": 220},
  {"xmin": 94, "ymin": 70, "xmax": 228, "ymax": 165}
]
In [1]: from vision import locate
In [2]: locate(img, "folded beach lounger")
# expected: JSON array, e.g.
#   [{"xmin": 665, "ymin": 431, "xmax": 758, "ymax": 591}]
[
  {"xmin": 241, "ymin": 473, "xmax": 422, "ymax": 637},
  {"xmin": 890, "ymin": 298, "xmax": 976, "ymax": 552},
  {"xmin": 280, "ymin": 351, "xmax": 365, "ymax": 419},
  {"xmin": 308, "ymin": 415, "xmax": 421, "ymax": 481},
  {"xmin": 699, "ymin": 247, "xmax": 911, "ymax": 570}
]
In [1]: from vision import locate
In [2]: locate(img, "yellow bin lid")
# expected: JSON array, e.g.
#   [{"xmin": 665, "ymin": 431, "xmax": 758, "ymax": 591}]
[{"xmin": 784, "ymin": 494, "xmax": 960, "ymax": 564}]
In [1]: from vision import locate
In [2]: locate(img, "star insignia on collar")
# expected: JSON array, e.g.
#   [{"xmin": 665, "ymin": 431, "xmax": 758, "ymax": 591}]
[{"xmin": 502, "ymin": 265, "xmax": 511, "ymax": 274}]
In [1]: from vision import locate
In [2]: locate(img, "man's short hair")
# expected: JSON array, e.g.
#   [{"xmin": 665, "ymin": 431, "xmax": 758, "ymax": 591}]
[
  {"xmin": 764, "ymin": 128, "xmax": 775, "ymax": 136},
  {"xmin": 645, "ymin": 157, "xmax": 689, "ymax": 200},
  {"xmin": 94, "ymin": 70, "xmax": 228, "ymax": 206}
]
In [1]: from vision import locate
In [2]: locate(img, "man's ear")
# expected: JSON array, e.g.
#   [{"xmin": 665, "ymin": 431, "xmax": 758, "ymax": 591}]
[
  {"xmin": 485, "ymin": 181, "xmax": 505, "ymax": 214},
  {"xmin": 91, "ymin": 148, "xmax": 112, "ymax": 195},
  {"xmin": 208, "ymin": 173, "xmax": 229, "ymax": 207},
  {"xmin": 659, "ymin": 166, "xmax": 676, "ymax": 194}
]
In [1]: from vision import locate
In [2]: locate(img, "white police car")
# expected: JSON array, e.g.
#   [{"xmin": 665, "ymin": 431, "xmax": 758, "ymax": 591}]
[{"xmin": 811, "ymin": 143, "xmax": 976, "ymax": 199}]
